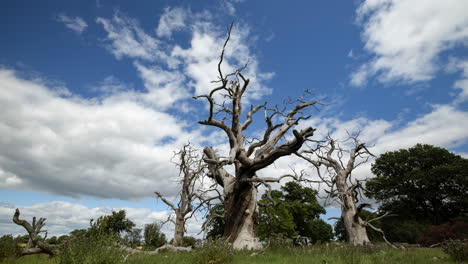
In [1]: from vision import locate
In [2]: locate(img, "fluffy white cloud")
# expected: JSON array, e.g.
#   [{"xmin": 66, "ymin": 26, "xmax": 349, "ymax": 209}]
[
  {"xmin": 96, "ymin": 13, "xmax": 175, "ymax": 65},
  {"xmin": 352, "ymin": 0, "xmax": 468, "ymax": 86},
  {"xmin": 156, "ymin": 7, "xmax": 187, "ymax": 38},
  {"xmin": 56, "ymin": 14, "xmax": 88, "ymax": 34},
  {"xmin": 0, "ymin": 69, "xmax": 205, "ymax": 200},
  {"xmin": 98, "ymin": 11, "xmax": 272, "ymax": 105}
]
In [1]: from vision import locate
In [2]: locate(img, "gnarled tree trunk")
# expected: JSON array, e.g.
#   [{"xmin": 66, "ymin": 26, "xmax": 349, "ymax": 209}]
[
  {"xmin": 223, "ymin": 181, "xmax": 261, "ymax": 249},
  {"xmin": 341, "ymin": 194, "xmax": 371, "ymax": 246},
  {"xmin": 173, "ymin": 211, "xmax": 185, "ymax": 246}
]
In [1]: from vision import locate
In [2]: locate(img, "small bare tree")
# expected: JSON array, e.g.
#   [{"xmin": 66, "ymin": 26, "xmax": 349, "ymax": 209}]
[
  {"xmin": 12, "ymin": 209, "xmax": 59, "ymax": 257},
  {"xmin": 195, "ymin": 24, "xmax": 317, "ymax": 249},
  {"xmin": 155, "ymin": 143, "xmax": 205, "ymax": 246},
  {"xmin": 297, "ymin": 134, "xmax": 395, "ymax": 247}
]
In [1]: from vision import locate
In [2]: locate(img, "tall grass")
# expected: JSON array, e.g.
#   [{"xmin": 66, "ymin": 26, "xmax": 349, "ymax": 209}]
[{"xmin": 1, "ymin": 243, "xmax": 458, "ymax": 264}]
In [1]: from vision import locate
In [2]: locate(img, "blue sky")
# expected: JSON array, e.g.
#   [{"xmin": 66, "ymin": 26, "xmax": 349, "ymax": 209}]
[{"xmin": 1, "ymin": 0, "xmax": 467, "ymax": 238}]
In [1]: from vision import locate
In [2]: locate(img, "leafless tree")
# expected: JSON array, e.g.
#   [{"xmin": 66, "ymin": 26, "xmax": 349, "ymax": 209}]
[
  {"xmin": 155, "ymin": 143, "xmax": 205, "ymax": 246},
  {"xmin": 194, "ymin": 24, "xmax": 317, "ymax": 249},
  {"xmin": 297, "ymin": 134, "xmax": 396, "ymax": 247},
  {"xmin": 12, "ymin": 209, "xmax": 59, "ymax": 257}
]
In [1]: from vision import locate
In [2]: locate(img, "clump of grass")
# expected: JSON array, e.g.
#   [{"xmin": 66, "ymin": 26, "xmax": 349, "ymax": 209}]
[
  {"xmin": 59, "ymin": 229, "xmax": 126, "ymax": 264},
  {"xmin": 194, "ymin": 239, "xmax": 233, "ymax": 264}
]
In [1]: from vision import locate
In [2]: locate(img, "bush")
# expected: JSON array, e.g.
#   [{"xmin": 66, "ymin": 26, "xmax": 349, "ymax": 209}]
[
  {"xmin": 0, "ymin": 235, "xmax": 20, "ymax": 261},
  {"xmin": 194, "ymin": 239, "xmax": 233, "ymax": 264},
  {"xmin": 181, "ymin": 236, "xmax": 197, "ymax": 247},
  {"xmin": 144, "ymin": 222, "xmax": 166, "ymax": 249},
  {"xmin": 418, "ymin": 221, "xmax": 468, "ymax": 246},
  {"xmin": 264, "ymin": 234, "xmax": 294, "ymax": 249},
  {"xmin": 442, "ymin": 240, "xmax": 468, "ymax": 262},
  {"xmin": 59, "ymin": 229, "xmax": 126, "ymax": 264}
]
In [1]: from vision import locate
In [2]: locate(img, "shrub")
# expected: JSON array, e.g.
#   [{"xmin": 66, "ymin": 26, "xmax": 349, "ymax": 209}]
[
  {"xmin": 181, "ymin": 236, "xmax": 197, "ymax": 247},
  {"xmin": 194, "ymin": 239, "xmax": 233, "ymax": 264},
  {"xmin": 59, "ymin": 229, "xmax": 126, "ymax": 264},
  {"xmin": 0, "ymin": 235, "xmax": 20, "ymax": 261},
  {"xmin": 144, "ymin": 222, "xmax": 166, "ymax": 249},
  {"xmin": 418, "ymin": 221, "xmax": 468, "ymax": 246},
  {"xmin": 442, "ymin": 240, "xmax": 468, "ymax": 262}
]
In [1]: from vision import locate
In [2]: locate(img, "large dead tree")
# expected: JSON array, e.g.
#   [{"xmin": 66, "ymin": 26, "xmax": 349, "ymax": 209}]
[
  {"xmin": 155, "ymin": 143, "xmax": 205, "ymax": 246},
  {"xmin": 12, "ymin": 209, "xmax": 59, "ymax": 257},
  {"xmin": 194, "ymin": 24, "xmax": 317, "ymax": 249},
  {"xmin": 297, "ymin": 134, "xmax": 394, "ymax": 247}
]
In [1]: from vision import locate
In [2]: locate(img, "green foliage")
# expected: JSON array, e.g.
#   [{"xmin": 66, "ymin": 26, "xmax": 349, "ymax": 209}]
[
  {"xmin": 194, "ymin": 239, "xmax": 233, "ymax": 264},
  {"xmin": 368, "ymin": 144, "xmax": 468, "ymax": 243},
  {"xmin": 442, "ymin": 240, "xmax": 468, "ymax": 262},
  {"xmin": 59, "ymin": 228, "xmax": 126, "ymax": 264},
  {"xmin": 124, "ymin": 228, "xmax": 142, "ymax": 247},
  {"xmin": 181, "ymin": 236, "xmax": 197, "ymax": 247},
  {"xmin": 368, "ymin": 144, "xmax": 468, "ymax": 225},
  {"xmin": 57, "ymin": 235, "xmax": 70, "ymax": 244},
  {"xmin": 91, "ymin": 210, "xmax": 136, "ymax": 235},
  {"xmin": 258, "ymin": 182, "xmax": 331, "ymax": 243},
  {"xmin": 46, "ymin": 236, "xmax": 58, "ymax": 245},
  {"xmin": 258, "ymin": 190, "xmax": 297, "ymax": 239},
  {"xmin": 380, "ymin": 218, "xmax": 428, "ymax": 243},
  {"xmin": 0, "ymin": 235, "xmax": 20, "ymax": 261},
  {"xmin": 205, "ymin": 204, "xmax": 225, "ymax": 240},
  {"xmin": 305, "ymin": 219, "xmax": 334, "ymax": 243},
  {"xmin": 144, "ymin": 222, "xmax": 166, "ymax": 248}
]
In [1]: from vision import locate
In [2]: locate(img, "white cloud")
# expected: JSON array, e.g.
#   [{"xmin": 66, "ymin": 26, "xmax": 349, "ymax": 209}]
[
  {"xmin": 352, "ymin": 0, "xmax": 468, "ymax": 86},
  {"xmin": 98, "ymin": 11, "xmax": 272, "ymax": 104},
  {"xmin": 96, "ymin": 13, "xmax": 175, "ymax": 65},
  {"xmin": 56, "ymin": 14, "xmax": 88, "ymax": 34},
  {"xmin": 172, "ymin": 22, "xmax": 273, "ymax": 100},
  {"xmin": 156, "ymin": 7, "xmax": 187, "ymax": 38},
  {"xmin": 0, "ymin": 69, "xmax": 205, "ymax": 200},
  {"xmin": 446, "ymin": 58, "xmax": 468, "ymax": 104}
]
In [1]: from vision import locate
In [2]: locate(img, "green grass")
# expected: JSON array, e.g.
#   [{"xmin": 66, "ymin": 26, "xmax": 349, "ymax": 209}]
[{"xmin": 1, "ymin": 245, "xmax": 456, "ymax": 264}]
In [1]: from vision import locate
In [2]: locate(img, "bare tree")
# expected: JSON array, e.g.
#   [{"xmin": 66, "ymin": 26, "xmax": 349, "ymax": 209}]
[
  {"xmin": 12, "ymin": 209, "xmax": 59, "ymax": 257},
  {"xmin": 155, "ymin": 143, "xmax": 205, "ymax": 246},
  {"xmin": 194, "ymin": 24, "xmax": 317, "ymax": 249},
  {"xmin": 297, "ymin": 134, "xmax": 394, "ymax": 247}
]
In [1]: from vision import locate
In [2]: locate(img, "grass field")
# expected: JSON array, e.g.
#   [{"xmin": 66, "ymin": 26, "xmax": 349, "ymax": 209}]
[{"xmin": 0, "ymin": 245, "xmax": 456, "ymax": 264}]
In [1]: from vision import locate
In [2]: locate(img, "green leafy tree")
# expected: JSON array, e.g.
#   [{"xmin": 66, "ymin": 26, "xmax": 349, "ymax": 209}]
[
  {"xmin": 56, "ymin": 235, "xmax": 69, "ymax": 244},
  {"xmin": 144, "ymin": 222, "xmax": 166, "ymax": 248},
  {"xmin": 124, "ymin": 228, "xmax": 142, "ymax": 247},
  {"xmin": 368, "ymin": 144, "xmax": 467, "ymax": 224},
  {"xmin": 367, "ymin": 144, "xmax": 468, "ymax": 242},
  {"xmin": 91, "ymin": 210, "xmax": 136, "ymax": 235},
  {"xmin": 46, "ymin": 236, "xmax": 58, "ymax": 245},
  {"xmin": 258, "ymin": 182, "xmax": 332, "ymax": 243}
]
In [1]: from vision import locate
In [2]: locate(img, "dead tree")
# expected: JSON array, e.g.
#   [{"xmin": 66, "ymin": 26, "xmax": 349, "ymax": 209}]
[
  {"xmin": 297, "ymin": 134, "xmax": 394, "ymax": 247},
  {"xmin": 155, "ymin": 143, "xmax": 205, "ymax": 246},
  {"xmin": 12, "ymin": 209, "xmax": 59, "ymax": 257},
  {"xmin": 194, "ymin": 24, "xmax": 317, "ymax": 249}
]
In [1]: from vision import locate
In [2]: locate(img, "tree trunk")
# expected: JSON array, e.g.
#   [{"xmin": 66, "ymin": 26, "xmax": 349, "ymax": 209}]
[
  {"xmin": 173, "ymin": 212, "xmax": 185, "ymax": 246},
  {"xmin": 223, "ymin": 180, "xmax": 262, "ymax": 250},
  {"xmin": 341, "ymin": 194, "xmax": 371, "ymax": 246}
]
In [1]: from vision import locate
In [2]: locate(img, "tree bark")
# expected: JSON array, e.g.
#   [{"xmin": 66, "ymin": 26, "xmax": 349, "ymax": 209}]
[
  {"xmin": 173, "ymin": 211, "xmax": 185, "ymax": 246},
  {"xmin": 341, "ymin": 194, "xmax": 371, "ymax": 246},
  {"xmin": 223, "ymin": 180, "xmax": 261, "ymax": 250}
]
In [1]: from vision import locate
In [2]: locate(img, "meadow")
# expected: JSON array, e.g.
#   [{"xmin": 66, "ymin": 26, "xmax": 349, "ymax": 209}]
[{"xmin": 1, "ymin": 244, "xmax": 456, "ymax": 264}]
